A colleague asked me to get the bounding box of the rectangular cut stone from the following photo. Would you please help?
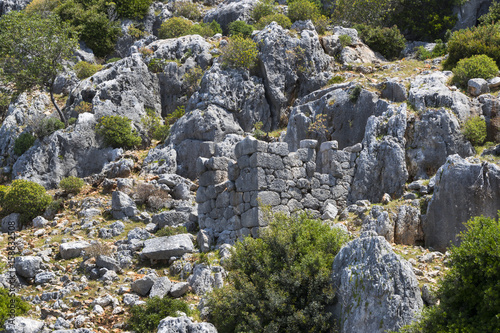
[241,207,260,228]
[235,167,267,192]
[249,152,284,169]
[199,170,227,186]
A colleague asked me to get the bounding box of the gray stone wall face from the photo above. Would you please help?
[196,137,358,243]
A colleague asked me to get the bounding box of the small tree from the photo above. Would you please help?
[220,36,259,69]
[0,11,78,124]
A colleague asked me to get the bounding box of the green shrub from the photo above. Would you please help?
[68,117,77,125]
[444,23,500,70]
[74,61,103,79]
[255,13,292,30]
[479,0,500,25]
[156,225,187,237]
[173,1,200,20]
[339,34,352,47]
[415,39,447,60]
[349,84,362,103]
[127,296,191,332]
[95,115,142,149]
[333,0,393,27]
[158,17,193,39]
[462,115,487,146]
[328,75,345,84]
[354,24,406,60]
[207,211,349,333]
[251,0,277,22]
[33,117,65,139]
[55,0,121,58]
[0,287,30,327]
[188,21,222,37]
[220,36,259,69]
[183,65,204,96]
[228,20,254,37]
[313,14,330,35]
[114,0,153,19]
[59,176,85,194]
[166,105,186,125]
[401,214,500,333]
[287,0,320,23]
[452,54,499,88]
[140,108,170,143]
[13,132,36,156]
[106,57,121,64]
[1,179,52,224]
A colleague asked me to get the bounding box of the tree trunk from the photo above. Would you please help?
[49,81,67,125]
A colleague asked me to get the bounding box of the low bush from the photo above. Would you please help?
[13,132,36,156]
[0,179,52,224]
[349,84,362,103]
[128,24,148,39]
[354,24,406,60]
[183,65,204,96]
[114,0,153,19]
[166,105,186,125]
[287,0,320,23]
[415,39,447,60]
[0,287,30,327]
[444,23,500,70]
[95,115,142,149]
[156,225,187,237]
[173,1,200,20]
[479,0,500,25]
[189,21,222,37]
[140,108,170,143]
[74,61,103,79]
[220,36,259,69]
[33,117,65,138]
[255,13,291,30]
[228,20,254,37]
[207,211,349,332]
[127,296,191,332]
[106,57,121,64]
[451,54,499,88]
[158,17,193,39]
[339,34,352,47]
[400,214,500,332]
[59,176,85,194]
[84,241,112,258]
[462,115,487,146]
[251,0,277,22]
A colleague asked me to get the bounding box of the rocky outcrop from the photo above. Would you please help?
[203,0,256,33]
[285,84,389,152]
[3,317,45,333]
[157,315,218,333]
[187,264,225,295]
[0,0,30,16]
[408,71,471,122]
[349,104,408,203]
[255,22,333,127]
[425,155,500,251]
[452,0,492,31]
[405,108,474,179]
[331,232,423,333]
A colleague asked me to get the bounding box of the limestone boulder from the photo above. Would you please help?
[141,234,194,260]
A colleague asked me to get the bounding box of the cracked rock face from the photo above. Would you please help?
[331,232,423,333]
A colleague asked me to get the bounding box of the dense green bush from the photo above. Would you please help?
[207,212,350,332]
[34,117,65,138]
[173,1,201,20]
[444,23,500,70]
[74,61,103,79]
[156,225,187,237]
[0,287,30,327]
[287,0,320,23]
[255,13,292,30]
[333,0,392,26]
[462,115,487,146]
[13,133,36,156]
[479,0,500,25]
[251,0,277,22]
[401,214,500,333]
[55,0,121,57]
[415,39,447,60]
[220,36,259,69]
[114,0,153,19]
[451,54,499,88]
[166,105,186,125]
[158,17,193,39]
[189,21,222,37]
[127,296,191,332]
[228,20,254,37]
[354,24,406,60]
[1,179,52,224]
[95,115,142,149]
[140,108,170,143]
[59,176,85,194]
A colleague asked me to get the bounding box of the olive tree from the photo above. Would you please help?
[0,11,78,124]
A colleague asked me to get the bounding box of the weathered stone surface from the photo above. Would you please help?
[425,155,500,251]
[452,0,493,31]
[32,216,48,229]
[1,213,20,233]
[157,315,218,333]
[169,282,190,298]
[152,211,190,228]
[408,71,471,122]
[349,104,408,203]
[141,234,194,260]
[187,264,225,295]
[3,317,45,333]
[95,256,121,272]
[380,79,407,102]
[203,0,256,33]
[34,271,55,285]
[131,274,156,296]
[361,206,394,242]
[112,191,138,220]
[331,232,423,333]
[14,256,41,279]
[60,241,90,260]
[149,276,171,298]
[395,205,423,245]
[468,78,490,96]
[405,108,474,179]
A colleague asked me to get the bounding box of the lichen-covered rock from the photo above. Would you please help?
[452,0,493,31]
[3,316,44,333]
[425,155,500,251]
[0,0,30,16]
[394,205,423,245]
[349,104,408,203]
[59,241,90,260]
[141,234,194,260]
[203,0,256,33]
[157,315,217,333]
[111,191,138,220]
[187,264,225,295]
[14,256,41,279]
[405,108,474,179]
[331,232,423,333]
[361,206,394,242]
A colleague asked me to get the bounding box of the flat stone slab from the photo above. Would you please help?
[141,234,194,260]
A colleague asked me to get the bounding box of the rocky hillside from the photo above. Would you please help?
[0,0,500,332]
